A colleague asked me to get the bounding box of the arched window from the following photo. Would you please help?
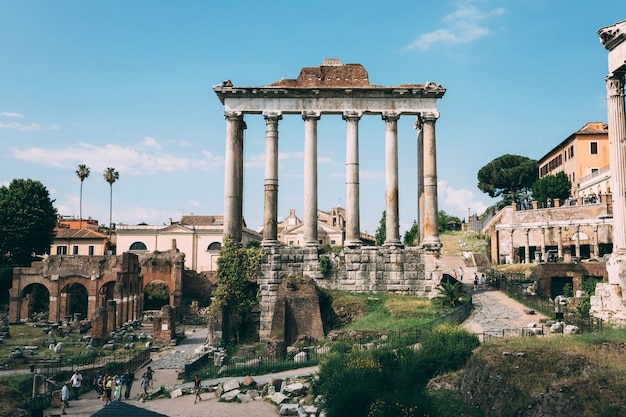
[207,242,222,251]
[129,241,148,251]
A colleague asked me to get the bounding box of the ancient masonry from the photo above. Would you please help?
[591,19,626,324]
[214,59,446,340]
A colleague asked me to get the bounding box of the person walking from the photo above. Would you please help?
[69,370,82,401]
[123,369,134,400]
[139,373,149,403]
[146,366,155,389]
[193,375,202,404]
[104,376,113,405]
[61,382,70,415]
[458,267,464,282]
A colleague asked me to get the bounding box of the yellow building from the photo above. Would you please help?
[537,122,610,198]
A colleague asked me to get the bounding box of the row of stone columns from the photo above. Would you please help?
[224,110,442,249]
[507,225,601,263]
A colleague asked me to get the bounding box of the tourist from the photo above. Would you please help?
[481,273,487,290]
[146,366,155,389]
[113,376,123,401]
[193,375,202,404]
[61,382,70,415]
[104,375,113,405]
[139,373,149,403]
[69,370,82,401]
[123,369,134,400]
[473,273,479,291]
[458,267,464,281]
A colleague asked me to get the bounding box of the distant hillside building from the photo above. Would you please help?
[115,215,261,273]
[52,216,110,256]
[537,122,610,198]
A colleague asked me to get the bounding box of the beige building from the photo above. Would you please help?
[537,122,610,198]
[274,207,375,247]
[51,217,110,256]
[115,215,261,273]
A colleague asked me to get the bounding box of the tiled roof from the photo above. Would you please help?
[54,228,108,239]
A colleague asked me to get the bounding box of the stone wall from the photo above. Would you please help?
[530,263,608,297]
[258,245,442,340]
[139,250,185,308]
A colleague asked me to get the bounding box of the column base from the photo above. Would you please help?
[383,240,403,248]
[421,237,442,251]
[261,240,281,247]
[344,239,362,248]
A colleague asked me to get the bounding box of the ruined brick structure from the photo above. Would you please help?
[9,253,142,327]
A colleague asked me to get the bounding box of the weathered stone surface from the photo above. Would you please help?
[222,379,240,393]
[269,392,289,404]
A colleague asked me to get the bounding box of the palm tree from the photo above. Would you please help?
[103,167,119,236]
[75,164,90,229]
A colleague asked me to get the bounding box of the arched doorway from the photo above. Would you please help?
[143,281,170,311]
[20,284,50,321]
[99,281,116,307]
[61,283,88,321]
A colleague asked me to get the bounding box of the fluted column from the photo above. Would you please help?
[223,111,244,243]
[415,117,425,245]
[303,111,321,247]
[344,111,362,247]
[262,112,282,246]
[382,112,401,246]
[606,74,626,252]
[421,112,442,249]
[509,229,514,263]
[524,229,530,263]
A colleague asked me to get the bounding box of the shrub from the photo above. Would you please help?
[417,324,480,375]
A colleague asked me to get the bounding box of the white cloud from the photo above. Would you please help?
[143,136,161,149]
[407,3,505,50]
[11,142,224,173]
[438,179,489,219]
[0,121,42,131]
[1,112,24,118]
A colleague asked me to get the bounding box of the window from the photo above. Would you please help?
[72,245,79,255]
[590,141,598,154]
[207,242,222,251]
[129,241,148,251]
[57,246,67,255]
[88,245,95,256]
[289,241,294,246]
[570,145,574,158]
[330,240,336,245]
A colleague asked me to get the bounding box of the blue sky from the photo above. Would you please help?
[1,1,623,236]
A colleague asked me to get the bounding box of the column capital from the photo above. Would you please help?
[263,111,283,122]
[381,111,400,122]
[420,111,440,123]
[302,111,321,121]
[224,111,243,121]
[342,111,362,121]
[607,73,625,96]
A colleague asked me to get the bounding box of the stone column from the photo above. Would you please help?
[524,229,530,263]
[415,117,425,244]
[509,229,514,263]
[557,227,563,259]
[593,225,600,258]
[303,111,320,247]
[223,111,244,243]
[382,112,401,246]
[421,112,442,249]
[541,227,547,261]
[262,112,282,246]
[606,74,626,252]
[344,111,362,247]
[575,225,581,258]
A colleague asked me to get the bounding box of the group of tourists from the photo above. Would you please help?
[94,368,134,405]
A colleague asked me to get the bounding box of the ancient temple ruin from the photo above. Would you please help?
[214,59,447,340]
[591,19,626,324]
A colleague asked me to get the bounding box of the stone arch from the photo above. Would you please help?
[143,280,170,311]
[207,242,222,251]
[60,282,89,321]
[130,241,148,251]
[20,283,50,320]
[99,281,116,307]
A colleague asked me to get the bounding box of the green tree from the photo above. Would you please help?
[403,220,418,246]
[76,164,90,229]
[103,167,119,236]
[531,171,571,204]
[436,281,467,307]
[211,236,261,316]
[0,179,58,299]
[477,154,538,203]
[438,211,462,233]
[375,211,386,246]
